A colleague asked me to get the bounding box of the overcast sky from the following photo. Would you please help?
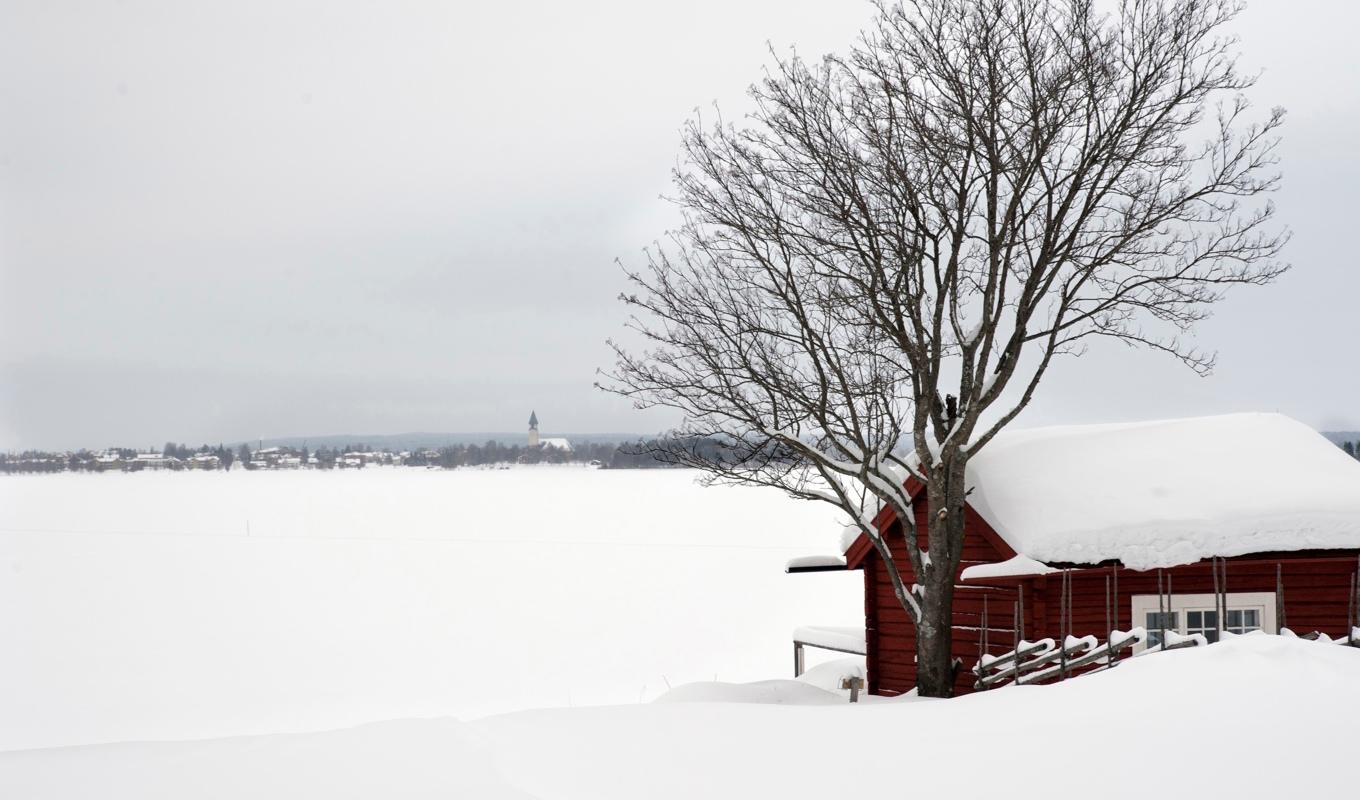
[2,1,1358,450]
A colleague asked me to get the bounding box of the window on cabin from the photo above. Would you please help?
[1185,610,1218,643]
[1131,592,1274,652]
[1144,611,1179,648]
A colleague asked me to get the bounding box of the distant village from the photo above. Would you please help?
[6,419,1359,476]
[0,412,680,475]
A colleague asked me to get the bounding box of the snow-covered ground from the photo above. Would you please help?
[2,635,1356,799]
[0,466,860,751]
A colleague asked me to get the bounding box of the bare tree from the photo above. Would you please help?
[602,0,1287,697]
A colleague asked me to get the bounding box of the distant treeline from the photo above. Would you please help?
[1340,440,1360,460]
[0,437,727,474]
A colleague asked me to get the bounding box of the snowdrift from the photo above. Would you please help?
[3,634,1356,799]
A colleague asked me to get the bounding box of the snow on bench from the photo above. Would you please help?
[792,626,866,654]
[791,626,866,677]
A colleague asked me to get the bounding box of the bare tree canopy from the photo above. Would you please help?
[603,0,1286,697]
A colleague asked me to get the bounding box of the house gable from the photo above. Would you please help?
[844,476,1016,571]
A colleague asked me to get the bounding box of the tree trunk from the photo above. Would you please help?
[914,590,956,697]
[914,458,969,698]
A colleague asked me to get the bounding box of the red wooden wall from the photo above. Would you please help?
[863,506,1360,697]
[864,501,1016,697]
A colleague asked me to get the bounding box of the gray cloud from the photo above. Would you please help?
[2,1,1357,449]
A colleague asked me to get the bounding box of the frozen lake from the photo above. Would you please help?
[0,466,861,750]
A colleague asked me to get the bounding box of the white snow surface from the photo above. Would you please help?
[784,553,846,570]
[792,625,866,653]
[654,656,870,705]
[959,554,1058,581]
[838,522,863,552]
[652,679,844,705]
[0,467,862,751]
[957,413,1360,569]
[3,635,1357,799]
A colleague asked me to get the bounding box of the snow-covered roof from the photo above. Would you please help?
[959,555,1058,581]
[785,554,847,571]
[538,437,572,451]
[951,413,1360,570]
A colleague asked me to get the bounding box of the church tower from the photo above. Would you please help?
[528,410,540,447]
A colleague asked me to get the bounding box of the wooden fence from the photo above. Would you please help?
[973,560,1360,691]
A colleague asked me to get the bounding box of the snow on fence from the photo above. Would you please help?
[974,559,1360,692]
[974,629,1151,690]
[1281,627,1360,645]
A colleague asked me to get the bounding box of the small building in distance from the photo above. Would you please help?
[187,453,220,470]
[93,451,125,471]
[527,411,571,452]
[130,453,182,471]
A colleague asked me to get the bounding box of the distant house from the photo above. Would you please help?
[790,413,1360,696]
[337,451,390,468]
[187,453,220,470]
[131,453,182,470]
[246,446,316,469]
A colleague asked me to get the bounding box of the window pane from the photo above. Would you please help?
[1144,611,1178,646]
[1227,609,1242,628]
[1145,611,1178,629]
[1184,609,1219,644]
[1243,610,1259,629]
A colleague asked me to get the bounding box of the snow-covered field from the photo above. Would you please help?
[6,467,1357,799]
[3,635,1357,798]
[0,466,860,751]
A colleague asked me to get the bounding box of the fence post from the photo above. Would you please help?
[1276,563,1286,634]
[1219,558,1228,638]
[1157,570,1166,650]
[1104,573,1112,667]
[1348,572,1356,647]
[793,641,805,677]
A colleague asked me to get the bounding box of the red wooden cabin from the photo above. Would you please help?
[791,413,1360,696]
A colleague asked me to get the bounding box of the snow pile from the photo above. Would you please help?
[652,679,845,705]
[792,657,867,694]
[960,413,1360,569]
[959,554,1058,581]
[5,635,1356,799]
[654,657,869,705]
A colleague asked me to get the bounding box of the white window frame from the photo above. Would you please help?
[1129,592,1277,652]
